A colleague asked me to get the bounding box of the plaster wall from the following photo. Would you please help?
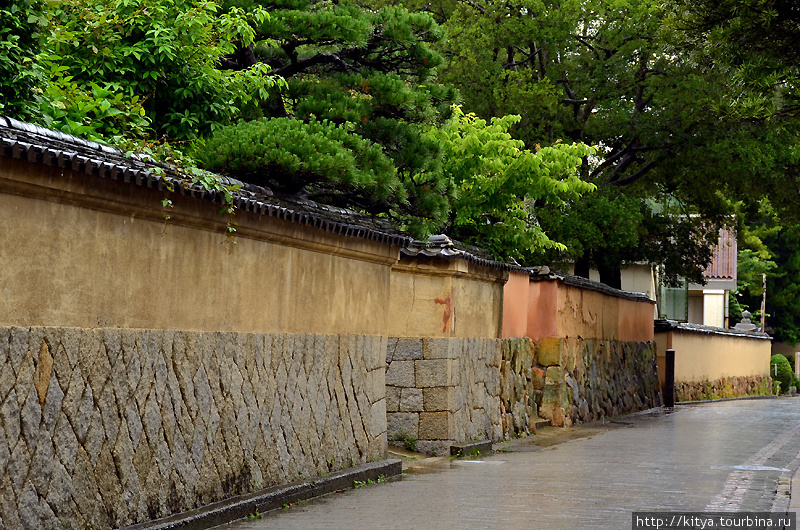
[703,292,726,329]
[0,159,397,335]
[387,257,505,339]
[501,271,529,338]
[620,263,656,300]
[507,277,654,342]
[688,294,704,325]
[556,284,654,343]
[524,280,558,340]
[654,330,771,388]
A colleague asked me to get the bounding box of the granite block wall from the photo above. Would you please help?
[0,327,386,529]
[385,337,503,455]
[387,336,663,454]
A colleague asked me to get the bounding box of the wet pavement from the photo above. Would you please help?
[226,398,800,529]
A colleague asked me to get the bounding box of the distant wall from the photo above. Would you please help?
[654,323,772,401]
[504,275,655,343]
[386,334,662,455]
[500,337,661,430]
[494,273,661,438]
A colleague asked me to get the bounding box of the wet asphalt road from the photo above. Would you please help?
[227,398,800,529]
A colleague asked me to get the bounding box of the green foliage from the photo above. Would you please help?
[35,78,151,141]
[771,354,793,393]
[424,0,739,278]
[40,0,282,140]
[205,0,463,235]
[0,0,46,119]
[764,225,800,345]
[428,107,595,260]
[366,0,800,280]
[199,118,405,211]
[733,203,800,344]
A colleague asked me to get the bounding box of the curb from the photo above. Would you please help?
[772,450,800,513]
[450,440,492,457]
[125,459,402,530]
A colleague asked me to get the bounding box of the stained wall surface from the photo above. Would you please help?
[387,257,506,339]
[1,158,398,335]
[503,276,655,342]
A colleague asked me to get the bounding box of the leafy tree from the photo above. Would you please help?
[0,0,45,120]
[203,0,462,234]
[366,0,800,282]
[38,0,281,140]
[670,0,800,74]
[732,202,800,344]
[666,0,800,228]
[427,107,595,260]
[763,225,800,345]
[413,0,739,279]
[7,0,595,250]
[199,117,405,213]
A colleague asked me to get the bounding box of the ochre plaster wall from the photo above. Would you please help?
[1,159,398,335]
[654,330,771,388]
[387,257,505,339]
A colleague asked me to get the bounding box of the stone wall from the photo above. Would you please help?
[562,338,662,423]
[386,335,662,454]
[0,327,386,529]
[675,375,772,402]
[501,337,661,431]
[385,338,503,455]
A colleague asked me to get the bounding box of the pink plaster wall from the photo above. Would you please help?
[525,280,558,340]
[502,276,654,342]
[501,271,530,337]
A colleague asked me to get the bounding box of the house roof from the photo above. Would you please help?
[705,227,737,281]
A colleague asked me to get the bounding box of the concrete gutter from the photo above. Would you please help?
[125,459,402,530]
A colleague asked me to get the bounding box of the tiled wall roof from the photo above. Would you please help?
[1,116,516,271]
[0,116,413,247]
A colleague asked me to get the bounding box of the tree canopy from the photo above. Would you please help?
[372,0,800,283]
[4,0,595,247]
[8,0,800,298]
